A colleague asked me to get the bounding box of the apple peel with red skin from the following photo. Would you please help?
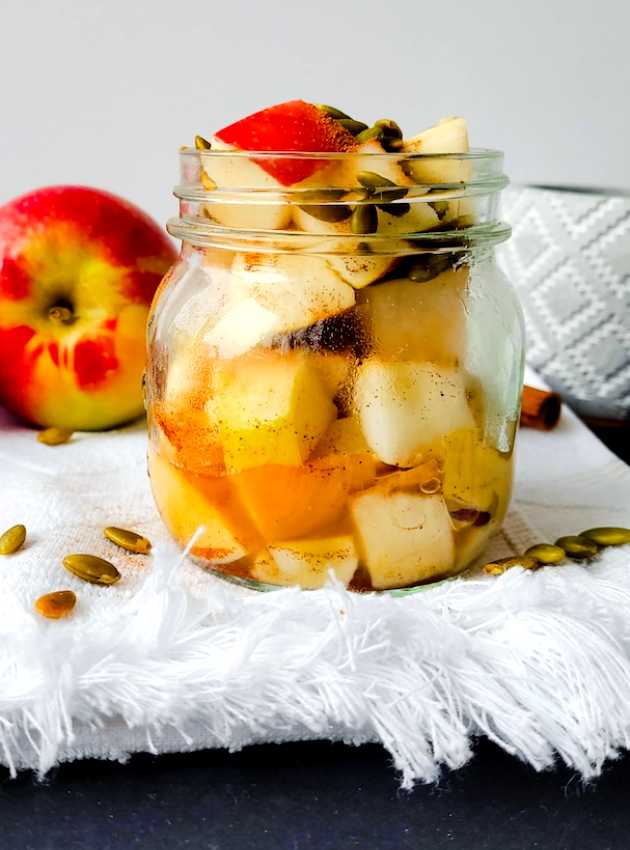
[214,100,357,186]
[0,185,177,430]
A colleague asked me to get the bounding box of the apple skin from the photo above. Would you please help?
[0,186,177,430]
[215,100,356,185]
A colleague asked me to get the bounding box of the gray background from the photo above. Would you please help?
[1,0,629,227]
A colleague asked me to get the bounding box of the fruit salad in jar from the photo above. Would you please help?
[146,100,523,591]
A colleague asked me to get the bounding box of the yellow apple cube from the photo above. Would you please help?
[211,352,337,473]
[359,267,468,365]
[350,490,455,589]
[255,534,359,588]
[148,450,254,563]
[441,428,513,512]
[353,359,475,467]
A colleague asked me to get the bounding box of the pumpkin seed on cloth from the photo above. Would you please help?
[104,526,152,555]
[0,524,26,555]
[35,591,77,620]
[580,527,630,547]
[525,543,566,565]
[554,536,599,559]
[37,427,73,446]
[483,556,539,575]
[63,554,121,585]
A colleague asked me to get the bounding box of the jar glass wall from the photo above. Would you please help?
[146,148,524,591]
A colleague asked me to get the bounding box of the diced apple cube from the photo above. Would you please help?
[211,351,337,473]
[353,360,475,466]
[256,534,359,588]
[325,254,398,289]
[229,252,355,337]
[350,490,455,589]
[148,450,255,563]
[201,140,292,231]
[402,117,471,185]
[313,416,371,456]
[441,428,513,512]
[308,351,353,397]
[358,267,468,365]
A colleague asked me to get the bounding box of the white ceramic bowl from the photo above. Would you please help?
[501,185,630,421]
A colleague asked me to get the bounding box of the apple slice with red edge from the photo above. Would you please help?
[213,100,357,186]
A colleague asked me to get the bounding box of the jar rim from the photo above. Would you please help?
[181,145,504,162]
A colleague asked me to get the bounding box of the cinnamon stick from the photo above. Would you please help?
[520,385,562,431]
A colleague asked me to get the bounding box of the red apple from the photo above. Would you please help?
[0,186,177,430]
[214,100,357,185]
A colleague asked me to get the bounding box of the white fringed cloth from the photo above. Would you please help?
[2,372,630,787]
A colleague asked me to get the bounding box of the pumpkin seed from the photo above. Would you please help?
[200,171,217,191]
[356,171,408,203]
[35,590,76,620]
[297,203,352,222]
[0,524,26,555]
[316,104,351,120]
[338,118,369,136]
[104,526,152,554]
[194,134,212,150]
[355,126,384,144]
[429,201,450,220]
[378,202,411,217]
[554,535,599,559]
[579,527,630,547]
[63,553,121,585]
[407,253,452,282]
[484,563,506,576]
[525,543,566,565]
[483,555,539,575]
[374,119,403,139]
[37,426,73,446]
[384,137,404,151]
[350,204,378,234]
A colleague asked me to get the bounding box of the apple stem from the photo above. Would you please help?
[48,305,75,325]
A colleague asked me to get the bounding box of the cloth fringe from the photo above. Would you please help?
[3,543,630,788]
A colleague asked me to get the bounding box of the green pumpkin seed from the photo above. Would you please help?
[383,137,404,152]
[0,524,26,555]
[63,553,121,585]
[554,535,599,559]
[337,118,369,136]
[355,126,384,144]
[297,203,352,223]
[429,201,450,220]
[483,555,539,575]
[351,204,378,234]
[407,254,452,282]
[104,526,152,554]
[525,543,566,565]
[374,119,403,139]
[378,202,411,217]
[356,171,408,203]
[194,134,212,150]
[316,104,351,120]
[200,171,217,191]
[37,427,73,446]
[579,527,630,547]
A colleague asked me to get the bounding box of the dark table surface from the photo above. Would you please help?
[3,422,629,850]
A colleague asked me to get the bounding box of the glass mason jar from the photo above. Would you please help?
[146,145,524,591]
